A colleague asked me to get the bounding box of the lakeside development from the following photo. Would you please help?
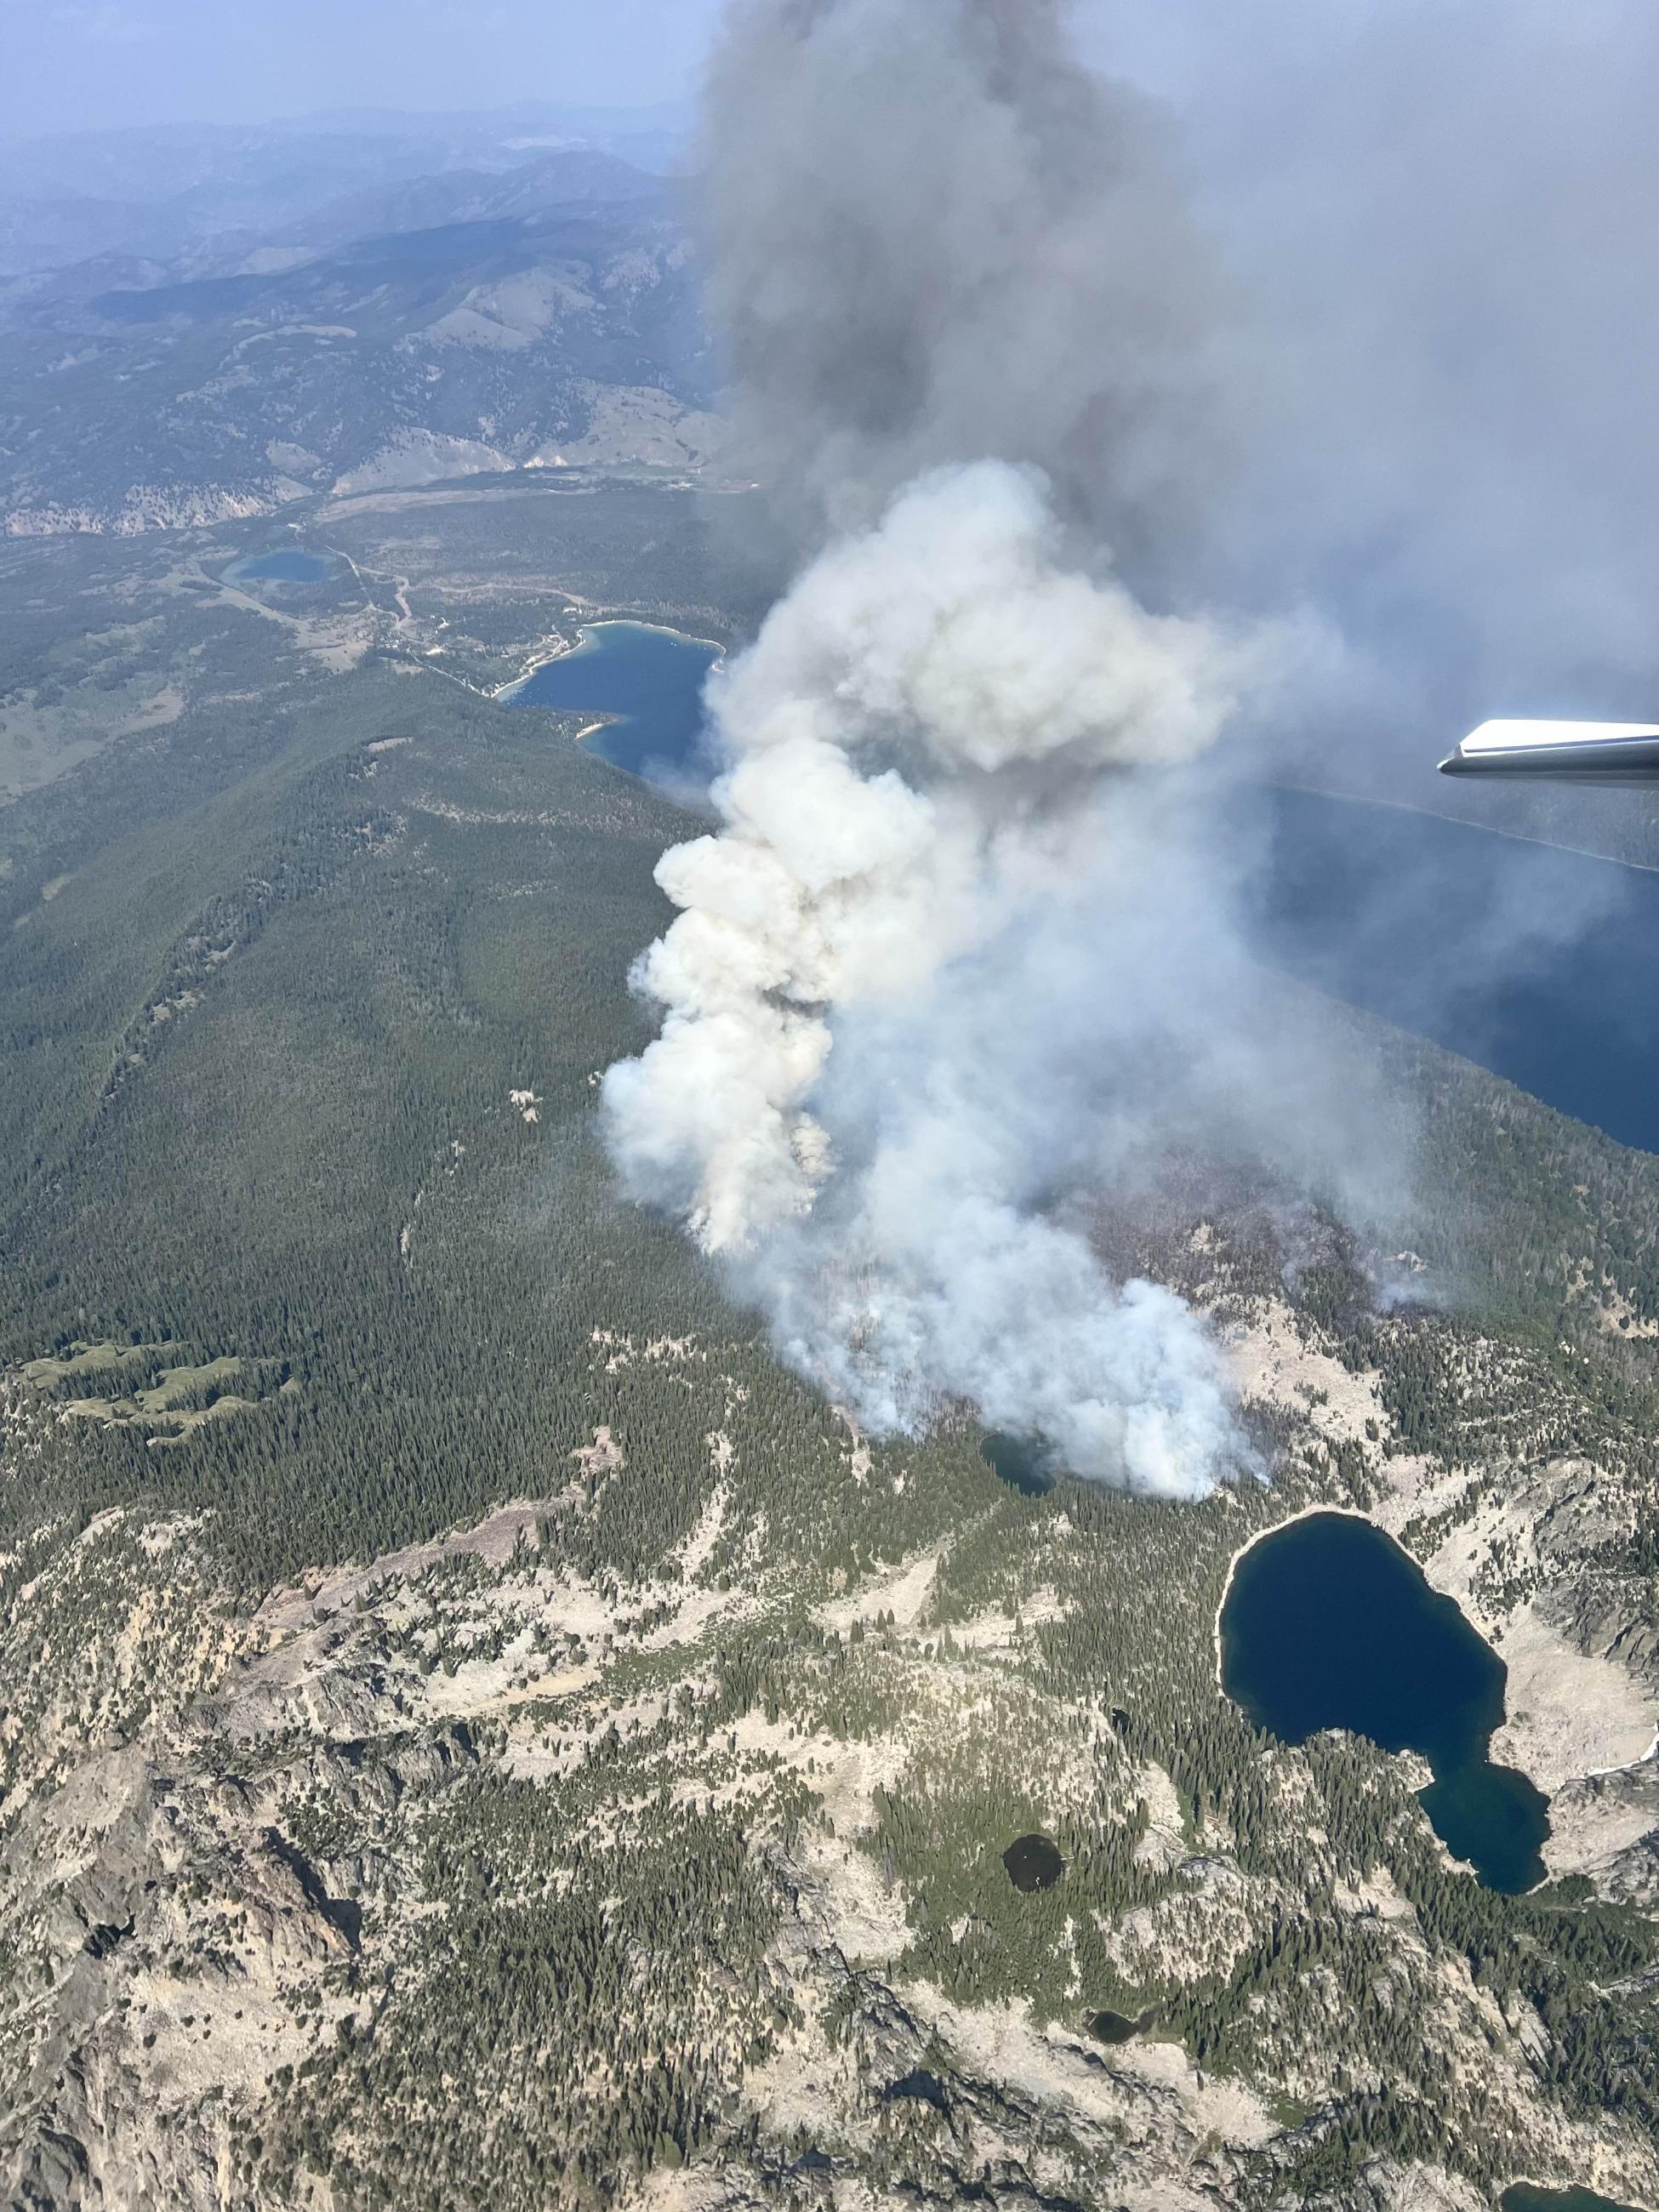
[501,619,723,781]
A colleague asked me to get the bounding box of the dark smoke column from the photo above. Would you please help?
[698,0,1230,566]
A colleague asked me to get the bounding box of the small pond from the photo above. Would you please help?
[1219,1511,1549,1892]
[225,548,339,585]
[1002,1833,1064,1893]
[1085,2008,1155,2046]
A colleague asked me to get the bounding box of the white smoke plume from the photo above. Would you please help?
[602,0,1385,1497]
[604,456,1286,1495]
[607,465,1256,1248]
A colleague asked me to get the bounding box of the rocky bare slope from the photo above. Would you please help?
[5,1280,1657,2212]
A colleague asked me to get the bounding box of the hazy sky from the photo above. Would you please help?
[0,0,729,142]
[0,0,1206,149]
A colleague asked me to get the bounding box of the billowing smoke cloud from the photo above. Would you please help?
[602,0,1399,1497]
[606,465,1260,1251]
[604,461,1274,1494]
[698,0,1236,573]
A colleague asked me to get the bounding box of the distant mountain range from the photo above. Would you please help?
[0,105,688,274]
[0,115,722,535]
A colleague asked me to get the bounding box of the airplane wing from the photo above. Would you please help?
[1440,718,1659,784]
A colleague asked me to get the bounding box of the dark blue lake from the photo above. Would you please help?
[507,622,721,780]
[1220,1512,1549,1891]
[1251,785,1659,1155]
[225,548,337,584]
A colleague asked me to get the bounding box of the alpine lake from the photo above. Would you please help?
[1218,1512,1549,1893]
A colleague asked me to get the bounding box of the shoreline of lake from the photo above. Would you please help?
[1502,2182,1655,2212]
[495,616,728,705]
[1217,1505,1550,1891]
[1211,1500,1377,1688]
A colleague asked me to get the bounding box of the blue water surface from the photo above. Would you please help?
[225,548,337,584]
[1220,1512,1550,1891]
[508,621,720,781]
[1251,785,1659,1154]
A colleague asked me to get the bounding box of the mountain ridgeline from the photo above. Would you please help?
[0,131,718,536]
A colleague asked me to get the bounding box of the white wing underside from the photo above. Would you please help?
[1440,718,1659,783]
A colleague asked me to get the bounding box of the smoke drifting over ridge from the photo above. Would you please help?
[601,0,1384,1497]
[602,463,1270,1496]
